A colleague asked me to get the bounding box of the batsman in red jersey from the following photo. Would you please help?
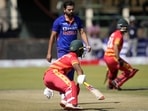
[43,40,86,110]
[104,18,139,90]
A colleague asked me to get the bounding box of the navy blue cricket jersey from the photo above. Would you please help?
[52,15,83,57]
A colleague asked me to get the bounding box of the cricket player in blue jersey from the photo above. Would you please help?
[44,0,91,108]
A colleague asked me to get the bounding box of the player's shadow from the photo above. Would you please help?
[53,102,119,111]
[121,87,148,91]
[81,107,115,111]
[79,101,120,105]
[53,107,115,111]
[78,101,119,111]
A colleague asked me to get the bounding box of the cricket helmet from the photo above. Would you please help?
[70,40,84,57]
[117,18,128,32]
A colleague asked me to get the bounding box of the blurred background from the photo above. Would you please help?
[0,0,148,61]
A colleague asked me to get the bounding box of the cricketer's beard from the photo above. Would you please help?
[65,12,74,18]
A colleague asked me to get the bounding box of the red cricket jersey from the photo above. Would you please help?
[49,52,79,75]
[105,30,123,57]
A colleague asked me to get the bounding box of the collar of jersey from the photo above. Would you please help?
[64,15,74,24]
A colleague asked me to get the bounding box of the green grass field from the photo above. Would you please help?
[0,65,148,111]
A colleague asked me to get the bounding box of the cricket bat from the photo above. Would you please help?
[83,82,105,100]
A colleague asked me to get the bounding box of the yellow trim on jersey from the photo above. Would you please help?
[105,53,116,56]
[106,49,114,53]
[53,69,71,87]
[105,48,115,56]
[50,61,70,69]
[72,61,79,65]
[114,38,120,45]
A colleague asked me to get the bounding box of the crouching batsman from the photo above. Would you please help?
[43,40,86,110]
[104,18,139,90]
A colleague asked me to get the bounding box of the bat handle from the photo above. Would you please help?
[83,82,89,86]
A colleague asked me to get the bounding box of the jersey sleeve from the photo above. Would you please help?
[52,18,60,33]
[114,37,121,46]
[70,55,79,65]
[114,32,122,46]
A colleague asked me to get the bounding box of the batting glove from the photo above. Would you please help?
[77,75,86,84]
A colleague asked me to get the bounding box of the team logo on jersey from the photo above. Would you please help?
[62,26,77,31]
[62,22,68,25]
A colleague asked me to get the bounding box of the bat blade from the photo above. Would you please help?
[90,88,105,100]
[84,82,105,100]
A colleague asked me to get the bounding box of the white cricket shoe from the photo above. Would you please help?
[64,103,83,110]
[43,87,54,99]
[59,99,67,108]
[59,94,67,108]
